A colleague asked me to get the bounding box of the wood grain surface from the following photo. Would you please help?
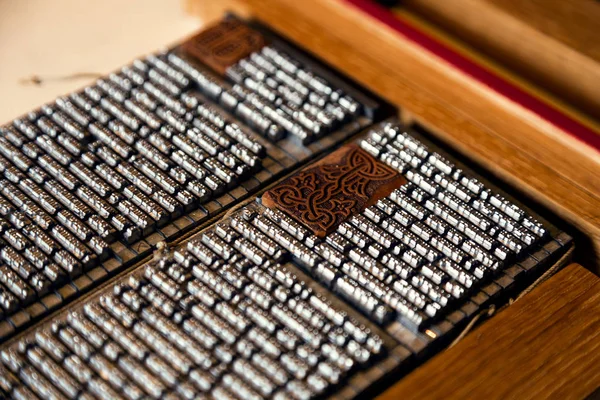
[378,263,600,399]
[403,0,600,118]
[187,0,600,269]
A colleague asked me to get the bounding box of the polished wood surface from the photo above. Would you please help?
[187,0,600,268]
[378,263,600,399]
[403,0,600,118]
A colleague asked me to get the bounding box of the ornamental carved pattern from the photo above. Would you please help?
[183,19,266,75]
[262,144,406,237]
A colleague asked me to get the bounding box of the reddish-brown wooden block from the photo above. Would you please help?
[262,144,407,237]
[182,18,266,75]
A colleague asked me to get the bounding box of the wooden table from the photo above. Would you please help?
[379,263,600,399]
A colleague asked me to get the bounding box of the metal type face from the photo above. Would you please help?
[0,17,381,343]
[0,214,389,399]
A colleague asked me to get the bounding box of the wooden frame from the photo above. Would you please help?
[186,0,600,270]
[185,1,600,397]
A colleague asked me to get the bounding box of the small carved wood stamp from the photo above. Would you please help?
[262,144,407,237]
[182,19,266,75]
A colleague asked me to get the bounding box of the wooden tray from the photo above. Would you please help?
[181,4,600,398]
[186,0,600,271]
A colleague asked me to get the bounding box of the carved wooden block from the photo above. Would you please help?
[182,18,266,75]
[262,144,407,237]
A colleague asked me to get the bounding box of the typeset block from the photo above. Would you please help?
[0,221,393,400]
[255,121,571,330]
[0,16,574,400]
[0,18,381,342]
[0,129,572,398]
[0,119,573,399]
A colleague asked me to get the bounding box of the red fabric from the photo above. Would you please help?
[344,0,600,152]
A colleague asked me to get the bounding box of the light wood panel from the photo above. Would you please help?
[187,0,600,268]
[378,263,600,399]
[404,0,600,117]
